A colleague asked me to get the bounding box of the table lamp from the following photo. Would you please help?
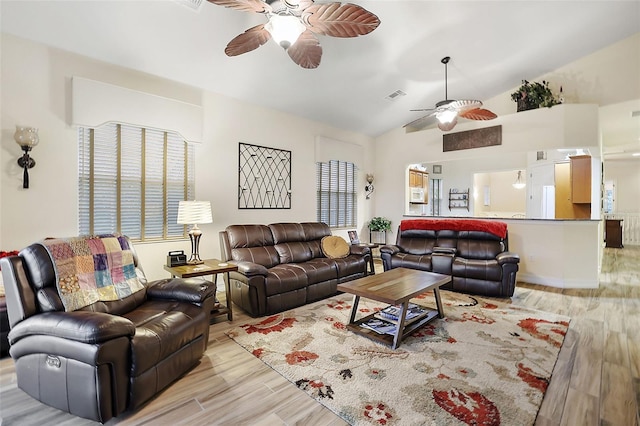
[177,200,213,264]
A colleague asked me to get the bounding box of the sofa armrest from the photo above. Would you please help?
[432,251,454,275]
[379,245,400,255]
[349,245,370,256]
[8,311,135,345]
[147,278,216,304]
[496,252,520,265]
[235,261,269,277]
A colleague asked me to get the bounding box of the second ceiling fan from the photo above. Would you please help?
[405,56,497,132]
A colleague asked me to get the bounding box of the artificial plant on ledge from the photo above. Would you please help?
[510,79,563,112]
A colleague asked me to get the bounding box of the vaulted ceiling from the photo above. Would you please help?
[1,0,639,156]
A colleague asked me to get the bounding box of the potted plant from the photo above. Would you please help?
[368,217,391,244]
[510,80,562,112]
[368,217,391,232]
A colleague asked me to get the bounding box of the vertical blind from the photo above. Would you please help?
[316,160,358,228]
[78,123,194,241]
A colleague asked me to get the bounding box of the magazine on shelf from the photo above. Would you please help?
[374,303,428,325]
[360,318,397,335]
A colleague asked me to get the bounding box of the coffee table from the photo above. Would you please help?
[337,268,451,349]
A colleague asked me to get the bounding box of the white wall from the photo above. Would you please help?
[605,160,640,214]
[0,34,374,280]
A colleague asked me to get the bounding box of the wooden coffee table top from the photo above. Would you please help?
[337,267,451,305]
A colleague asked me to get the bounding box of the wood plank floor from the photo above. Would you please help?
[0,246,638,425]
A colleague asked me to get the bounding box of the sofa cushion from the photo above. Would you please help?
[269,223,306,244]
[226,224,275,248]
[333,255,367,278]
[290,258,338,284]
[455,231,505,260]
[275,242,313,264]
[387,253,432,271]
[264,265,309,296]
[301,222,332,241]
[124,299,208,377]
[453,258,502,281]
[321,236,350,259]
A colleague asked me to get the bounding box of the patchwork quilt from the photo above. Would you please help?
[41,234,144,311]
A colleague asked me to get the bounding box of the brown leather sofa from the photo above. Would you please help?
[380,219,520,297]
[219,222,369,317]
[0,236,216,423]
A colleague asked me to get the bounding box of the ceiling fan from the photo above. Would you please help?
[404,56,497,132]
[207,0,380,69]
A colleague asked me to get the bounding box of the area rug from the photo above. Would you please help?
[226,291,570,425]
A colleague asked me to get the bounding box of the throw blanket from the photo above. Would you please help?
[41,234,144,311]
[400,219,508,239]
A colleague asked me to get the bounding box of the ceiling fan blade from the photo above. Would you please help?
[448,99,483,112]
[207,0,270,13]
[287,30,322,69]
[302,3,380,37]
[437,116,458,131]
[459,108,498,121]
[404,114,438,133]
[224,24,271,57]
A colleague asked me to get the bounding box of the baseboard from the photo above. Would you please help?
[517,272,599,289]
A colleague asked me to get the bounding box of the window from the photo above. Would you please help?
[79,123,195,241]
[316,160,358,228]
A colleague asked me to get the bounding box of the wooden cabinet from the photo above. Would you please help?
[605,219,623,248]
[408,169,429,204]
[449,189,469,211]
[555,162,590,219]
[570,155,591,203]
[409,169,427,188]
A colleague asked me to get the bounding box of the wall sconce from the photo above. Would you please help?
[512,170,526,189]
[14,126,39,189]
[365,174,375,199]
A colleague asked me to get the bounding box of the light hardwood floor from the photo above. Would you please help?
[0,247,638,425]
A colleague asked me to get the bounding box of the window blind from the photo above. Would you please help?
[316,160,357,228]
[78,123,194,241]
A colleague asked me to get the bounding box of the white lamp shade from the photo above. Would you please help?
[177,201,212,225]
[265,14,306,48]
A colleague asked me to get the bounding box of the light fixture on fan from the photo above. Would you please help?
[207,0,380,69]
[512,171,526,189]
[264,13,306,49]
[404,56,497,132]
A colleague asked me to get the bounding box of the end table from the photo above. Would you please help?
[164,259,238,321]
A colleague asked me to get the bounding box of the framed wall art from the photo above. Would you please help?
[238,143,291,209]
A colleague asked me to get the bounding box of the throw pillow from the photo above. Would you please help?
[321,235,350,259]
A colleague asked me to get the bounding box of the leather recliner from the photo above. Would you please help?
[0,237,216,423]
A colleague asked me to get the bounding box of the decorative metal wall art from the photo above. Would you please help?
[443,125,502,152]
[238,143,291,209]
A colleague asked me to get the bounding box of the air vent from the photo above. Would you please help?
[174,0,203,11]
[385,90,406,101]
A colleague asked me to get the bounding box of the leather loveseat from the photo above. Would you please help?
[0,235,216,423]
[219,222,369,317]
[380,219,520,297]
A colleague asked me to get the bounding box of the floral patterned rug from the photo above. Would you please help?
[226,291,570,425]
